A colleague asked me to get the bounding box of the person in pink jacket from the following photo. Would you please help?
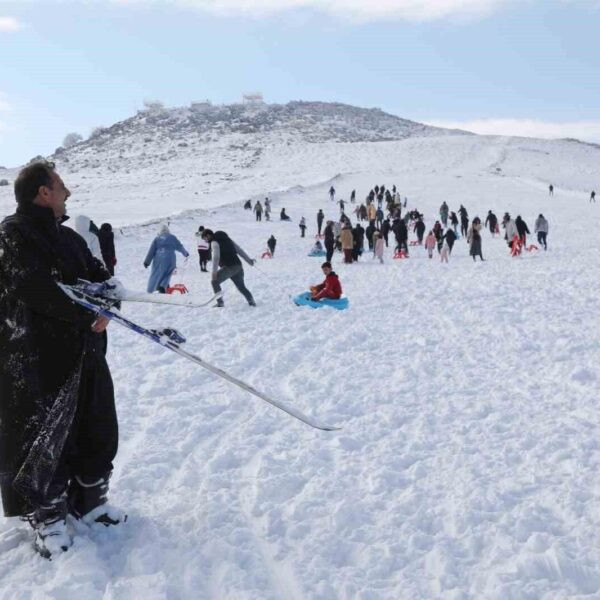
[424,231,436,258]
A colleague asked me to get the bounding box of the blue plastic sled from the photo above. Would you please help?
[293,292,349,310]
[308,250,327,257]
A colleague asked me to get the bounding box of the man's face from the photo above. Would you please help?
[322,266,331,276]
[35,171,70,218]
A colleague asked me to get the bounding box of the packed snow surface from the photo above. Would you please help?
[1,132,600,599]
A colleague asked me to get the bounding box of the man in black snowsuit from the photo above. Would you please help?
[442,228,457,254]
[352,224,364,261]
[458,205,469,238]
[515,216,530,247]
[202,229,256,307]
[413,217,426,244]
[267,235,277,256]
[365,222,375,251]
[324,221,335,263]
[484,211,498,236]
[98,222,116,275]
[0,162,123,559]
[316,209,324,235]
[381,218,391,247]
[396,219,409,254]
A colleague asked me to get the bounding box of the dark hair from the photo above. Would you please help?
[14,161,56,205]
[321,261,332,269]
[202,228,214,238]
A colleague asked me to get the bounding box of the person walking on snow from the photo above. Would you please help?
[267,234,277,256]
[534,214,548,250]
[340,223,354,264]
[413,217,426,245]
[458,205,469,238]
[449,211,459,234]
[515,215,530,248]
[373,231,384,263]
[439,202,449,227]
[350,189,356,203]
[299,216,307,238]
[424,231,436,259]
[316,209,324,235]
[74,214,103,261]
[468,217,484,261]
[324,221,335,263]
[338,198,345,215]
[0,161,125,560]
[504,215,519,249]
[254,200,263,222]
[196,225,211,272]
[485,210,498,237]
[591,190,596,203]
[329,186,335,202]
[442,228,457,254]
[98,222,117,275]
[144,224,189,293]
[201,229,256,307]
[549,184,554,196]
[310,262,342,301]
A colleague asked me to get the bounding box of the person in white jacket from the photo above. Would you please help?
[504,216,519,249]
[74,214,103,261]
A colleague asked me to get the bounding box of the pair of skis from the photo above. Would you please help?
[59,282,340,432]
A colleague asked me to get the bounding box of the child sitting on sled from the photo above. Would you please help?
[311,262,342,301]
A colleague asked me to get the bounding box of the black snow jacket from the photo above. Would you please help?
[515,217,530,236]
[0,203,111,516]
[98,223,116,273]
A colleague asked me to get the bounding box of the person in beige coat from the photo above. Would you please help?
[340,225,354,263]
[367,203,377,226]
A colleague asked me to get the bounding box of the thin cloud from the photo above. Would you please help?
[0,17,21,32]
[426,118,600,143]
[112,0,510,21]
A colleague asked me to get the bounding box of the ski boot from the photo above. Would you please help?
[26,493,72,559]
[68,474,127,527]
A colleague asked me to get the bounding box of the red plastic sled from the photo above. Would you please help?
[261,250,273,259]
[167,284,188,295]
[394,250,409,259]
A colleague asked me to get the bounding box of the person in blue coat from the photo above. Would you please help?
[144,224,189,293]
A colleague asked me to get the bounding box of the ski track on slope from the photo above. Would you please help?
[1,135,600,599]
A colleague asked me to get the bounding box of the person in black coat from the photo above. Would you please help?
[0,162,123,556]
[98,222,116,275]
[458,205,469,238]
[413,217,426,245]
[396,219,409,254]
[352,224,364,261]
[365,222,376,250]
[280,208,291,221]
[324,221,335,262]
[316,209,324,235]
[515,216,530,247]
[381,218,391,247]
[267,234,276,256]
[484,211,498,236]
[442,228,457,254]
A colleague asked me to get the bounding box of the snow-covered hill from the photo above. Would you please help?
[1,103,600,598]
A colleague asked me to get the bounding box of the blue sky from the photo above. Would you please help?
[1,0,600,167]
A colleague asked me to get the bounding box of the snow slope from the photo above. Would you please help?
[1,128,600,599]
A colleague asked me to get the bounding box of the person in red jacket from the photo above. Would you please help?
[310,262,342,301]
